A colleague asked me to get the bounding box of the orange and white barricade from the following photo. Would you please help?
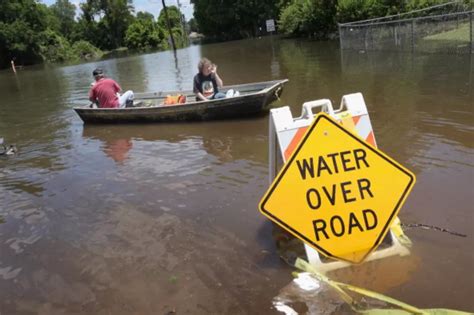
[268,93,410,272]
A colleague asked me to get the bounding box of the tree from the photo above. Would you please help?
[160,0,177,51]
[137,11,155,21]
[188,18,199,32]
[279,0,337,39]
[158,5,186,48]
[50,0,77,40]
[77,0,134,50]
[0,0,49,67]
[38,28,73,63]
[103,0,135,48]
[192,0,279,40]
[336,0,408,23]
[157,5,183,31]
[125,17,163,49]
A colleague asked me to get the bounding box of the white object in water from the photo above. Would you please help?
[226,89,235,97]
[225,89,240,98]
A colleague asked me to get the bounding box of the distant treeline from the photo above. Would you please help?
[0,0,188,69]
[192,0,471,39]
[1,0,470,69]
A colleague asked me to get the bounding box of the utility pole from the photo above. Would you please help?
[162,0,177,52]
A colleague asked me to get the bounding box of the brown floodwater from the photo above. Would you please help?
[0,37,472,314]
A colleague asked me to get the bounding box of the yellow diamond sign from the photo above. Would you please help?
[259,113,415,263]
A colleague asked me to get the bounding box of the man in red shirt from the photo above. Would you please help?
[89,68,134,108]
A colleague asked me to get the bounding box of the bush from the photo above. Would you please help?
[279,0,307,35]
[39,29,74,63]
[336,0,427,24]
[279,0,337,39]
[125,19,162,50]
[71,40,103,60]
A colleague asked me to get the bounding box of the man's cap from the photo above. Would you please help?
[92,68,104,76]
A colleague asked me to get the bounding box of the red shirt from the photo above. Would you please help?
[89,78,121,108]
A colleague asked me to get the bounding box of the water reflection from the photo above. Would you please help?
[81,119,268,165]
[103,138,133,164]
[339,50,473,173]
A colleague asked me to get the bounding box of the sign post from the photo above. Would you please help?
[260,112,415,264]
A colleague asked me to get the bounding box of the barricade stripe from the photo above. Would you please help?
[284,127,308,160]
[354,115,372,140]
[366,131,377,147]
[352,115,362,125]
[279,129,298,156]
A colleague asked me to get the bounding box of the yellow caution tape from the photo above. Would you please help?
[294,258,472,315]
[338,111,357,132]
[391,217,412,247]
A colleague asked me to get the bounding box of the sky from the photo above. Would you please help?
[40,0,195,21]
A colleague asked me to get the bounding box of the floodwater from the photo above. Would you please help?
[0,37,472,314]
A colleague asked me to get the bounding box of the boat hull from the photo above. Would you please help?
[73,80,287,124]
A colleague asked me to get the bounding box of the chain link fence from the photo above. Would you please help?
[339,2,473,54]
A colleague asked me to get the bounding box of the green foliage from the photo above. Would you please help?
[161,27,186,49]
[279,1,307,35]
[38,3,62,33]
[102,0,134,48]
[336,0,373,23]
[158,5,187,48]
[188,18,199,32]
[157,5,183,30]
[50,0,77,40]
[136,11,155,21]
[125,18,163,49]
[2,0,460,68]
[192,0,235,40]
[405,0,451,11]
[0,0,48,67]
[77,0,134,50]
[38,29,102,63]
[279,0,337,39]
[71,40,103,60]
[192,0,280,40]
[0,0,188,68]
[335,0,451,23]
[38,28,74,62]
[75,10,100,47]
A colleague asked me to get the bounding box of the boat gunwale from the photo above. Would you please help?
[73,79,288,112]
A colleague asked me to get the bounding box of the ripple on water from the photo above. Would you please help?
[0,266,22,280]
[122,138,211,179]
[407,113,474,171]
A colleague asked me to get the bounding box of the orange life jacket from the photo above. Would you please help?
[164,94,186,105]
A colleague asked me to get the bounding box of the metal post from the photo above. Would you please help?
[365,28,368,50]
[338,23,343,50]
[470,11,473,54]
[392,25,396,48]
[370,25,374,50]
[411,19,415,53]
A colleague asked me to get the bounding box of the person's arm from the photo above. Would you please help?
[89,86,96,102]
[211,64,223,87]
[114,80,122,93]
[196,92,208,101]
